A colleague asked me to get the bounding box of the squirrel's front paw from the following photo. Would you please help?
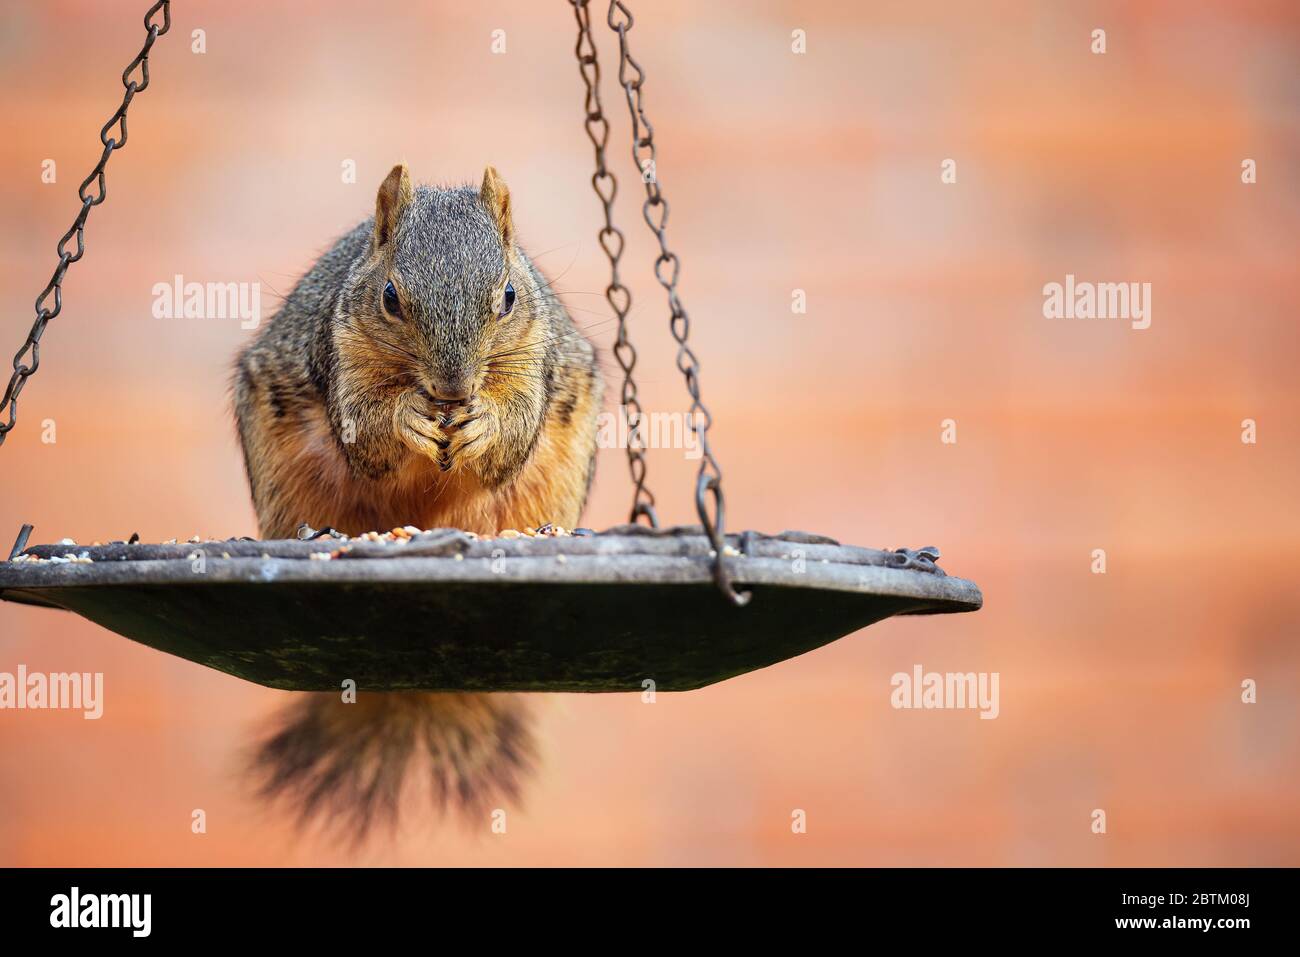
[393,391,448,461]
[436,398,493,473]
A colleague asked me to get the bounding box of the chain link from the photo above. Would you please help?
[605,1,748,604]
[571,0,748,604]
[570,0,658,528]
[0,1,172,448]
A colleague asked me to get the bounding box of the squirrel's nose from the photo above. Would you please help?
[423,380,470,406]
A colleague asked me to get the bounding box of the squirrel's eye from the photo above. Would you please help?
[499,281,515,318]
[382,280,402,319]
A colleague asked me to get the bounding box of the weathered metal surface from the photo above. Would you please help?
[0,526,982,693]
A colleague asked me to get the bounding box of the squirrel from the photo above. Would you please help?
[232,164,603,834]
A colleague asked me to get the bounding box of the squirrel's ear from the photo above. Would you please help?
[479,165,514,249]
[374,164,414,249]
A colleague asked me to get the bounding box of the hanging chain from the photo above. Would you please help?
[0,1,172,448]
[570,0,658,527]
[595,0,749,605]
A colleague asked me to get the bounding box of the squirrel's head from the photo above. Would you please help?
[336,163,545,408]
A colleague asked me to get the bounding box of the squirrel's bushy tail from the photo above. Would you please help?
[249,691,535,838]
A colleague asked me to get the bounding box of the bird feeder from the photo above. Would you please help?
[0,1,981,693]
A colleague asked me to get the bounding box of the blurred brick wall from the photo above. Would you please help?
[0,0,1296,864]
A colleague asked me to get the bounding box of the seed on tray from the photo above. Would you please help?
[49,553,93,564]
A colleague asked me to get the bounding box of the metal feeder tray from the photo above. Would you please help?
[0,525,982,693]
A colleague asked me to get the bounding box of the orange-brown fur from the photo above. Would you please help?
[234,164,600,539]
[241,381,597,540]
[232,165,602,836]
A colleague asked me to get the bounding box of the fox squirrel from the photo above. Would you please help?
[233,164,603,833]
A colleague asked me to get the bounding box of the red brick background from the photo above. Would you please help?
[0,0,1296,864]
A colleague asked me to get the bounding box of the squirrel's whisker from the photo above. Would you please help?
[484,321,617,361]
[521,240,581,263]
